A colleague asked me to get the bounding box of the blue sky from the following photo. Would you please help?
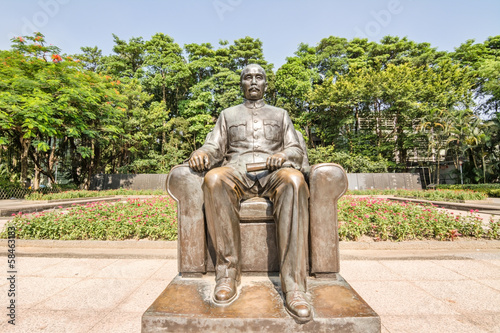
[1,0,499,68]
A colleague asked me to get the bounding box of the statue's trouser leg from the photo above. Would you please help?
[262,168,310,294]
[203,167,247,283]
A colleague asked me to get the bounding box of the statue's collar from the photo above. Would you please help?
[243,99,265,109]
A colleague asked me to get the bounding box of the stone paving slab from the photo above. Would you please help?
[0,258,178,333]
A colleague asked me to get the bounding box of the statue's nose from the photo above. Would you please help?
[251,76,257,84]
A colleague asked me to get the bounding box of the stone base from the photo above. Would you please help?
[142,274,380,332]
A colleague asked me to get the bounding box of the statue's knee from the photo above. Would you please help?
[281,169,307,189]
[203,169,224,190]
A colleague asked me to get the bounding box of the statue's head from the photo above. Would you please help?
[240,64,267,100]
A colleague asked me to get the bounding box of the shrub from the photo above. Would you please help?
[347,189,488,201]
[487,218,500,239]
[436,184,500,197]
[489,189,500,198]
[24,189,165,201]
[307,146,388,173]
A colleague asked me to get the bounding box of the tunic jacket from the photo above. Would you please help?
[197,100,304,187]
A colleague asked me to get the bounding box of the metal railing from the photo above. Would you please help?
[0,187,61,200]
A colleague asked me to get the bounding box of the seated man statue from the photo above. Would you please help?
[188,64,311,322]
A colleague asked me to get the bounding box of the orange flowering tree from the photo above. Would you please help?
[0,33,125,188]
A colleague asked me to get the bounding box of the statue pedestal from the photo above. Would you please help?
[142,274,380,332]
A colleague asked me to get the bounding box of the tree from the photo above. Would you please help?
[75,46,105,72]
[143,33,190,116]
[0,33,128,188]
[182,37,272,149]
[418,108,455,184]
[105,34,145,79]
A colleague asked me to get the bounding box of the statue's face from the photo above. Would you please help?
[241,66,267,100]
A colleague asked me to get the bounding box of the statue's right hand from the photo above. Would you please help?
[188,151,210,173]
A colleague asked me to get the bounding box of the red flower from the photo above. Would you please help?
[18,36,25,42]
[51,54,62,63]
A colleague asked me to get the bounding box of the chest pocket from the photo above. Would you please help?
[264,119,281,141]
[229,121,247,142]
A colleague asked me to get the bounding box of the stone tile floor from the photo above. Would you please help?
[0,253,498,332]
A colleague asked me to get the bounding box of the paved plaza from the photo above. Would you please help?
[0,242,499,333]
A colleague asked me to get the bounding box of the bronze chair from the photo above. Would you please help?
[166,132,348,278]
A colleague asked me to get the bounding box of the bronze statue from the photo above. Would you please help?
[188,64,312,322]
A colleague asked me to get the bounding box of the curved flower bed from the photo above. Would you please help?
[338,196,498,241]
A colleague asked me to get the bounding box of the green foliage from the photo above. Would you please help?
[0,177,24,199]
[2,196,177,240]
[398,189,487,201]
[347,189,488,201]
[488,218,500,239]
[1,33,128,188]
[307,146,388,172]
[436,184,500,197]
[24,189,164,200]
[1,32,499,187]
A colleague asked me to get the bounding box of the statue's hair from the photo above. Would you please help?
[240,64,267,82]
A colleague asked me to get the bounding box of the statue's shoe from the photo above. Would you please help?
[213,277,238,304]
[285,291,313,323]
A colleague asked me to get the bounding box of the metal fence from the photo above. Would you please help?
[0,187,62,200]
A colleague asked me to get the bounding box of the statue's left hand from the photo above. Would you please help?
[189,150,210,173]
[266,152,286,171]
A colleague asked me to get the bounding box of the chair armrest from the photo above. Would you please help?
[308,163,348,274]
[167,164,207,274]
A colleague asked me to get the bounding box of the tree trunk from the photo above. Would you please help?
[19,136,30,184]
[482,153,487,184]
[435,145,442,185]
[162,125,166,155]
[436,159,440,185]
[69,138,81,186]
[47,137,57,185]
[33,166,40,190]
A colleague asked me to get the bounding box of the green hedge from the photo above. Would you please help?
[307,146,389,173]
[436,184,500,197]
[25,189,166,201]
[348,189,488,201]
